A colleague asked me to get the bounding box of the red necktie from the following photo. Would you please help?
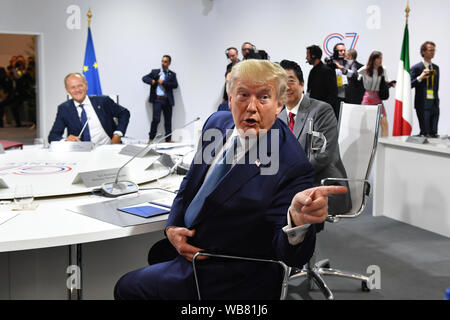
[288,112,295,133]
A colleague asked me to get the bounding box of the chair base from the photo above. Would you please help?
[290,259,370,300]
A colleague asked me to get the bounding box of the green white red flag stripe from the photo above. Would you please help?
[393,24,412,136]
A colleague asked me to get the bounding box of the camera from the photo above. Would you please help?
[324,56,337,69]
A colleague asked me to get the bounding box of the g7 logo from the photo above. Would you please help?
[323,32,359,57]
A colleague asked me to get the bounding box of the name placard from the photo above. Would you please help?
[72,167,130,188]
[0,178,9,189]
[406,136,428,144]
[119,145,159,157]
[146,154,175,171]
[49,141,93,152]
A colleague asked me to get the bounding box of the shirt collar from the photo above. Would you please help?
[285,94,304,117]
[423,60,432,68]
[74,96,91,108]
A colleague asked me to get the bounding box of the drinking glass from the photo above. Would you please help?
[14,185,34,209]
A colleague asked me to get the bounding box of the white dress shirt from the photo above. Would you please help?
[75,97,111,146]
[285,94,304,122]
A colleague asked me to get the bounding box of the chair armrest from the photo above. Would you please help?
[192,251,290,300]
[320,177,371,221]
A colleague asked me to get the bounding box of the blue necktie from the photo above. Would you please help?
[79,104,91,141]
[184,137,238,228]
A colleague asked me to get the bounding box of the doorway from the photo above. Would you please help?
[0,33,38,145]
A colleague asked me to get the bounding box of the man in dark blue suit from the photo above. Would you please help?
[411,41,439,137]
[142,55,179,142]
[114,60,347,300]
[48,73,130,145]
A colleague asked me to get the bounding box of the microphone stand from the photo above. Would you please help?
[100,117,200,197]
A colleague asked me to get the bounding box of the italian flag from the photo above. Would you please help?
[393,24,412,136]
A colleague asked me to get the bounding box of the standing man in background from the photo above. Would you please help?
[143,55,179,143]
[225,47,240,73]
[223,47,240,102]
[344,49,365,104]
[327,43,357,118]
[411,41,439,137]
[306,45,338,118]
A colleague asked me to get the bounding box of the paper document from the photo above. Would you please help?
[149,195,176,208]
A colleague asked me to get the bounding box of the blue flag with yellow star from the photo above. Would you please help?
[82,27,102,95]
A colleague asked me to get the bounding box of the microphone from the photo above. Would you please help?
[78,118,90,140]
[100,117,200,197]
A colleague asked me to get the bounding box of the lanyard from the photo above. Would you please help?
[424,63,435,89]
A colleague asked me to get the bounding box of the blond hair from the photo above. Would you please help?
[227,60,287,103]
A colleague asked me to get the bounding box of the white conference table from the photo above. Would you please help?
[0,143,189,299]
[373,136,450,238]
[0,143,173,199]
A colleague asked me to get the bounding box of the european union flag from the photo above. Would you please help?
[82,27,102,95]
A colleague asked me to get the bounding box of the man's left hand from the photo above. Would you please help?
[289,186,348,226]
[111,134,122,144]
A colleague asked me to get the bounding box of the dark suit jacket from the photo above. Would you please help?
[48,95,130,143]
[345,60,365,104]
[217,100,230,112]
[307,61,338,111]
[142,68,178,106]
[163,112,316,299]
[411,62,440,110]
[278,96,351,215]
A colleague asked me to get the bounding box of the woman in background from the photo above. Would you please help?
[358,51,395,137]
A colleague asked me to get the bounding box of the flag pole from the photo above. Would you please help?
[87,8,92,28]
[405,1,410,24]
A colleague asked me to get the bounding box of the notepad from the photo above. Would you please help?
[117,203,170,218]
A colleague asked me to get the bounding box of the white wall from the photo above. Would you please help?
[0,0,448,139]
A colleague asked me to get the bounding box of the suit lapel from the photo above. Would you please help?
[89,96,106,127]
[205,126,278,210]
[68,100,83,131]
[187,122,234,198]
[293,96,312,140]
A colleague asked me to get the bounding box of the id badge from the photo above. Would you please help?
[426,89,434,100]
[336,75,343,87]
[342,75,348,85]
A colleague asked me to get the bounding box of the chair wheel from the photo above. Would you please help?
[361,281,370,292]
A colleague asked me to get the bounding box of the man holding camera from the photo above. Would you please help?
[325,43,357,119]
[411,41,439,137]
[142,55,179,143]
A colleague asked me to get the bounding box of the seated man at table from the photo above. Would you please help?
[114,59,347,300]
[48,73,130,145]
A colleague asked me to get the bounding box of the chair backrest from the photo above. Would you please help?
[334,102,381,217]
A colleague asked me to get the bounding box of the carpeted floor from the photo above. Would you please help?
[287,198,450,300]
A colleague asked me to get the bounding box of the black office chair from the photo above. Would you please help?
[192,251,290,300]
[289,102,382,300]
